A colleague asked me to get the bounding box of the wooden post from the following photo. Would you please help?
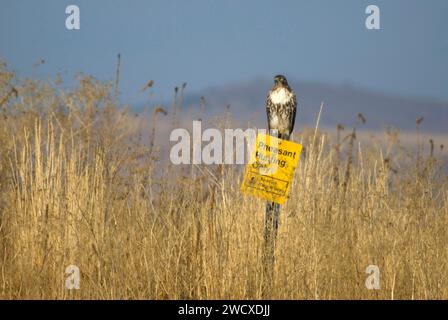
[262,129,283,297]
[263,201,280,280]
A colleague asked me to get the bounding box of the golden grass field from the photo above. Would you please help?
[0,60,447,299]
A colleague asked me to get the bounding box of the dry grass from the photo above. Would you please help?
[0,60,447,300]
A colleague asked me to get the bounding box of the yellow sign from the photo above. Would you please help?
[241,133,302,204]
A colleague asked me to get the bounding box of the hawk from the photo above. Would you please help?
[266,75,297,140]
[264,75,297,270]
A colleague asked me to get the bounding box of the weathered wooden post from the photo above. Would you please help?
[263,198,280,293]
[261,130,282,297]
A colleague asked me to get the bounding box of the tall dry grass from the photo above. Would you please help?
[0,60,447,299]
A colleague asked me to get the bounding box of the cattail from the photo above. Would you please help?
[149,106,168,156]
[429,139,434,158]
[154,106,167,116]
[178,83,187,125]
[140,80,154,92]
[416,116,424,172]
[0,86,18,107]
[199,96,206,121]
[343,128,356,192]
[333,124,344,185]
[32,59,45,68]
[358,113,366,124]
[384,157,397,174]
[11,86,18,97]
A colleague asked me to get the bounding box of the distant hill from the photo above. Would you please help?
[136,79,448,134]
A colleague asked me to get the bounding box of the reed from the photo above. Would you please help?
[0,61,447,299]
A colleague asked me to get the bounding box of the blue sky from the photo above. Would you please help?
[1,0,447,104]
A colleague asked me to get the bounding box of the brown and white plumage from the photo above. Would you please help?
[266,75,297,140]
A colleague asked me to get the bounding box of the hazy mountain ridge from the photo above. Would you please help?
[174,79,448,133]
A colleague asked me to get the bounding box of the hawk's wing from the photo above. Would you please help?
[289,93,297,134]
[266,91,275,131]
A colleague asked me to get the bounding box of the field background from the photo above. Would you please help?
[0,60,447,299]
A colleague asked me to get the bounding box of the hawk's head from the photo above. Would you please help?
[274,75,289,86]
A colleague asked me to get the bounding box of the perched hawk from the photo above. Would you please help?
[264,75,297,264]
[266,75,297,140]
